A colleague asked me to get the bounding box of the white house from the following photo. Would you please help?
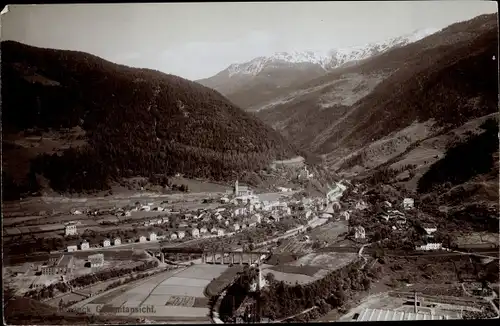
[225,220,230,226]
[162,217,170,224]
[200,227,208,234]
[215,213,223,221]
[354,226,366,239]
[141,205,151,212]
[67,245,78,252]
[149,232,157,241]
[217,229,225,237]
[233,223,240,232]
[170,233,178,240]
[220,197,230,204]
[102,239,111,247]
[80,240,90,250]
[341,211,350,221]
[139,236,147,243]
[114,238,121,246]
[177,231,186,239]
[124,211,132,217]
[403,198,414,210]
[210,227,218,234]
[191,228,200,238]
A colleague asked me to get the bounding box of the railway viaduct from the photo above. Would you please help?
[149,247,270,265]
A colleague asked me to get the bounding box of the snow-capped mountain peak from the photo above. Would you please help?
[225,28,439,77]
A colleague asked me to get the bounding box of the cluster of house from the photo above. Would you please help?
[66,237,124,252]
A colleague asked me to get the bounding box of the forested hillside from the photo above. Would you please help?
[2,41,298,196]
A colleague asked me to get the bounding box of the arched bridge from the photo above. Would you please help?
[150,247,270,265]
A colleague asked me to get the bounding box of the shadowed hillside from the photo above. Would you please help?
[1,41,299,196]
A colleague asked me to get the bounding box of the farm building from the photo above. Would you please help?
[355,308,447,321]
[65,223,78,236]
[80,240,90,250]
[67,245,78,252]
[88,253,105,268]
[139,236,147,243]
[149,232,157,241]
[41,255,74,275]
[102,239,111,247]
[114,238,121,246]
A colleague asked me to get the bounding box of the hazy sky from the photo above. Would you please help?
[1,1,497,80]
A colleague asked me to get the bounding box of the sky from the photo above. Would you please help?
[1,1,497,80]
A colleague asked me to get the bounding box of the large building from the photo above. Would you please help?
[65,222,78,236]
[88,253,105,268]
[41,255,74,275]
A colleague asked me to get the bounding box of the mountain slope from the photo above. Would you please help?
[1,41,299,197]
[197,28,438,109]
[256,13,498,160]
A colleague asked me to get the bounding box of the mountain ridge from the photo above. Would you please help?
[1,40,300,197]
[197,28,439,109]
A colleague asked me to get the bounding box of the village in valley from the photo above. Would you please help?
[4,158,499,323]
[2,3,499,325]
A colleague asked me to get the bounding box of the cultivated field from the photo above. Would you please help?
[73,264,229,320]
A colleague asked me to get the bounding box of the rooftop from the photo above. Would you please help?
[356,308,447,322]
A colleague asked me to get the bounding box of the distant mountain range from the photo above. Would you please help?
[197,28,439,109]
